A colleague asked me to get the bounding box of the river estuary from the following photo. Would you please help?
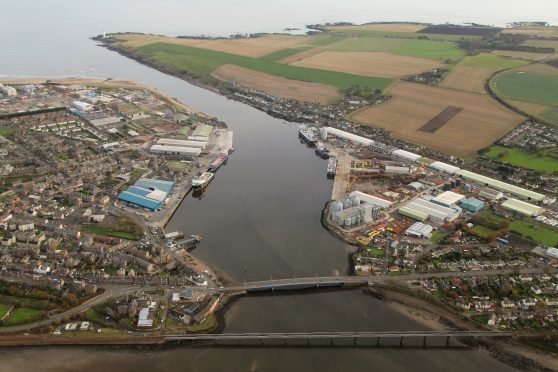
[1,0,548,370]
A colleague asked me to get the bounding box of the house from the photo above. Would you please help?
[501,299,516,309]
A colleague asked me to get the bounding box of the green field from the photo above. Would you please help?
[509,220,558,247]
[324,28,480,42]
[0,127,14,137]
[306,34,346,46]
[539,107,558,125]
[471,225,497,239]
[459,54,529,69]
[0,304,11,319]
[4,307,44,326]
[476,211,558,246]
[492,72,558,105]
[325,36,465,60]
[259,46,313,62]
[81,225,141,240]
[136,42,393,91]
[484,145,558,174]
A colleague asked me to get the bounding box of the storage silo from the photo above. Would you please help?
[342,198,352,209]
[344,217,352,227]
[319,128,328,140]
[331,200,343,213]
[350,195,360,207]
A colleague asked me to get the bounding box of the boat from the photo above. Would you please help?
[315,141,330,159]
[209,153,228,172]
[298,127,316,146]
[192,172,214,188]
[327,157,337,178]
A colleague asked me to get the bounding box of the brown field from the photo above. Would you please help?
[440,67,493,94]
[419,106,463,132]
[515,63,558,76]
[521,39,558,49]
[289,51,443,78]
[325,23,427,33]
[501,26,558,37]
[115,33,314,58]
[349,82,523,157]
[492,50,554,61]
[210,64,339,104]
[507,99,551,116]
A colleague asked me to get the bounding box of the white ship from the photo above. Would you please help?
[192,172,214,188]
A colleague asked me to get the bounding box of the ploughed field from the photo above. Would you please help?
[349,81,523,158]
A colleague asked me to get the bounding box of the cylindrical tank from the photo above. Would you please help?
[344,217,352,227]
[350,195,360,207]
[443,183,451,191]
[331,200,343,213]
[456,179,462,187]
[351,216,357,225]
[450,180,457,189]
[342,198,351,209]
[320,128,328,140]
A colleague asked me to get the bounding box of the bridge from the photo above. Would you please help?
[165,331,513,348]
[225,276,369,292]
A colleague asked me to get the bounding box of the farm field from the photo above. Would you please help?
[501,26,558,38]
[539,107,558,125]
[515,63,558,76]
[492,50,555,61]
[116,33,315,58]
[323,23,427,33]
[289,51,444,78]
[325,36,465,60]
[491,71,558,105]
[440,54,528,94]
[211,64,339,104]
[521,39,558,49]
[322,25,478,41]
[259,46,314,62]
[135,42,393,91]
[483,145,558,174]
[349,81,523,157]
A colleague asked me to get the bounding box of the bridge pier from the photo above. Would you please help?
[400,336,403,347]
[423,336,427,347]
[446,336,450,347]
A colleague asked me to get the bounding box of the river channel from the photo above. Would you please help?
[0,1,530,370]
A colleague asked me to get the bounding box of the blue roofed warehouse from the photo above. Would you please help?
[118,178,175,211]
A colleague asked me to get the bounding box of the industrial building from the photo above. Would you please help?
[399,198,460,224]
[118,178,175,211]
[455,169,545,202]
[190,124,213,140]
[547,247,558,259]
[405,222,433,239]
[330,203,373,228]
[460,198,485,213]
[72,101,93,112]
[150,144,201,157]
[479,187,504,201]
[157,138,207,149]
[384,165,409,174]
[429,161,459,175]
[322,127,374,146]
[0,84,17,97]
[432,191,465,208]
[501,198,544,217]
[391,149,422,162]
[349,191,393,209]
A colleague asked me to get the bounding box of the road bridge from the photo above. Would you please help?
[165,331,513,348]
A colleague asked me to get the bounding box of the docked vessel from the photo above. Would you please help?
[315,141,330,159]
[327,157,337,178]
[209,153,228,172]
[192,172,214,188]
[298,127,316,146]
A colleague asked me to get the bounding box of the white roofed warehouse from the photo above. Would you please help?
[150,144,201,157]
[399,198,460,224]
[501,198,544,217]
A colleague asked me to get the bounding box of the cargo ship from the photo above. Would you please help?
[298,127,316,146]
[209,153,228,172]
[192,172,214,188]
[327,157,337,178]
[315,142,330,159]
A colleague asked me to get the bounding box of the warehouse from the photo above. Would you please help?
[432,191,465,208]
[455,169,544,202]
[322,127,374,146]
[501,198,544,217]
[118,178,175,211]
[349,191,393,209]
[479,187,504,201]
[191,124,213,139]
[150,144,201,157]
[405,222,433,239]
[384,166,409,174]
[429,161,459,175]
[391,149,422,162]
[157,138,207,149]
[72,100,93,112]
[0,84,17,97]
[399,198,460,224]
[460,198,485,213]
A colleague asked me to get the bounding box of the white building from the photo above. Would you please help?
[429,161,459,175]
[72,101,93,112]
[322,127,374,146]
[349,191,393,209]
[0,84,17,97]
[432,191,465,208]
[391,149,422,162]
[157,138,207,149]
[150,145,201,157]
[405,222,433,238]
